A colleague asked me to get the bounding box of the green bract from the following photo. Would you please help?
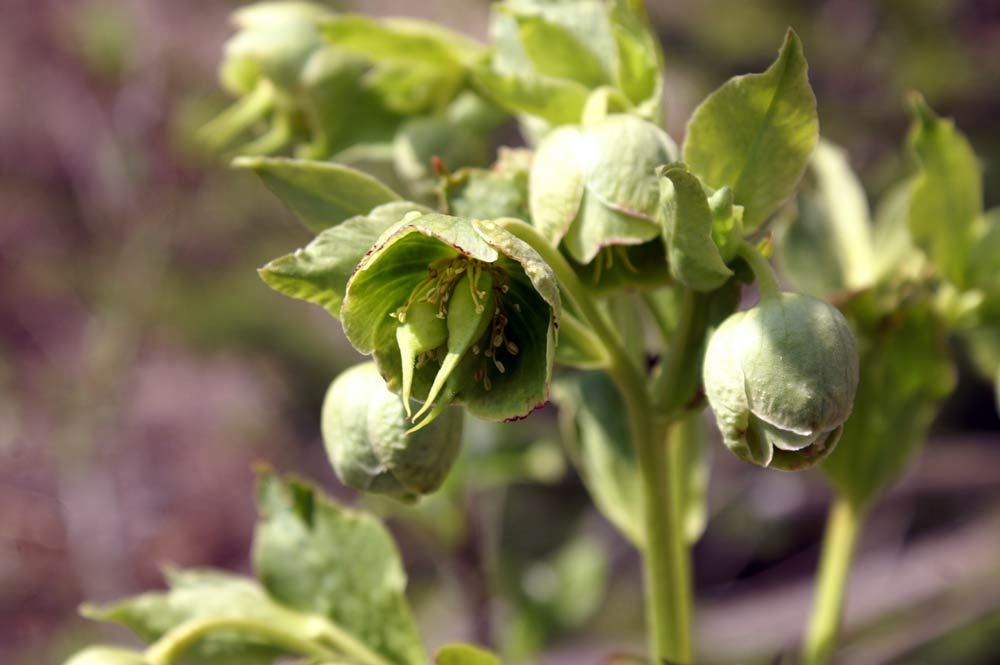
[322,362,463,502]
[529,113,677,267]
[703,293,859,470]
[341,212,559,428]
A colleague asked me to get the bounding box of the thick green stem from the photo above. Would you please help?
[802,497,866,665]
[634,415,694,664]
[499,218,693,663]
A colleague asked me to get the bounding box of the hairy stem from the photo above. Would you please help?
[802,497,866,665]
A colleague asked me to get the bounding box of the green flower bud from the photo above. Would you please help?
[63,646,148,665]
[341,212,559,430]
[322,362,463,502]
[703,293,859,470]
[529,114,677,268]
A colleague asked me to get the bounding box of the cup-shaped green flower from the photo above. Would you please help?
[341,212,559,430]
[529,113,677,268]
[322,362,463,502]
[703,293,859,470]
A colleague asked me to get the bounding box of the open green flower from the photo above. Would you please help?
[341,212,559,430]
[703,293,859,470]
[529,113,677,275]
[322,362,463,502]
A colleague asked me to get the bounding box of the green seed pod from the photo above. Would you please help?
[322,362,463,502]
[412,269,495,426]
[63,646,148,665]
[702,293,859,470]
[529,113,677,266]
[397,299,448,414]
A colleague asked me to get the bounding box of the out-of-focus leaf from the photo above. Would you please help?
[659,163,733,292]
[967,208,1000,301]
[392,117,489,189]
[822,291,956,507]
[609,3,662,109]
[253,472,426,665]
[510,13,610,88]
[435,644,501,665]
[322,15,481,67]
[552,372,642,545]
[683,30,818,231]
[961,325,1000,384]
[259,202,428,318]
[521,531,609,626]
[441,167,529,222]
[906,94,982,288]
[472,67,589,126]
[778,141,874,297]
[871,179,927,283]
[81,570,320,664]
[675,410,710,544]
[233,156,400,232]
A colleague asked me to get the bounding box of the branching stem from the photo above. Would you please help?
[499,218,693,664]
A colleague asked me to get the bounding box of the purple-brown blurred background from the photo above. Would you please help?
[2,1,999,663]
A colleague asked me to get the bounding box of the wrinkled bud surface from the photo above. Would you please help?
[703,293,859,470]
[529,113,677,265]
[322,362,463,502]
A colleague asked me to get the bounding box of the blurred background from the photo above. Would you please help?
[2,1,999,663]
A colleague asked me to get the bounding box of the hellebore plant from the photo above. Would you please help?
[65,2,1000,665]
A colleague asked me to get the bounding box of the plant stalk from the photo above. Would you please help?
[499,218,693,663]
[802,496,866,665]
[633,413,694,664]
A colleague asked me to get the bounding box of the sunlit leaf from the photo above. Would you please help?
[253,472,426,665]
[683,30,818,231]
[234,156,401,232]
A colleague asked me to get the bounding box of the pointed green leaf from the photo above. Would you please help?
[436,644,501,665]
[683,30,818,231]
[822,292,956,507]
[260,202,428,318]
[253,472,426,665]
[234,156,401,233]
[81,569,321,664]
[907,94,983,287]
[472,66,589,126]
[609,4,662,108]
[511,13,610,88]
[871,178,927,282]
[659,163,733,291]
